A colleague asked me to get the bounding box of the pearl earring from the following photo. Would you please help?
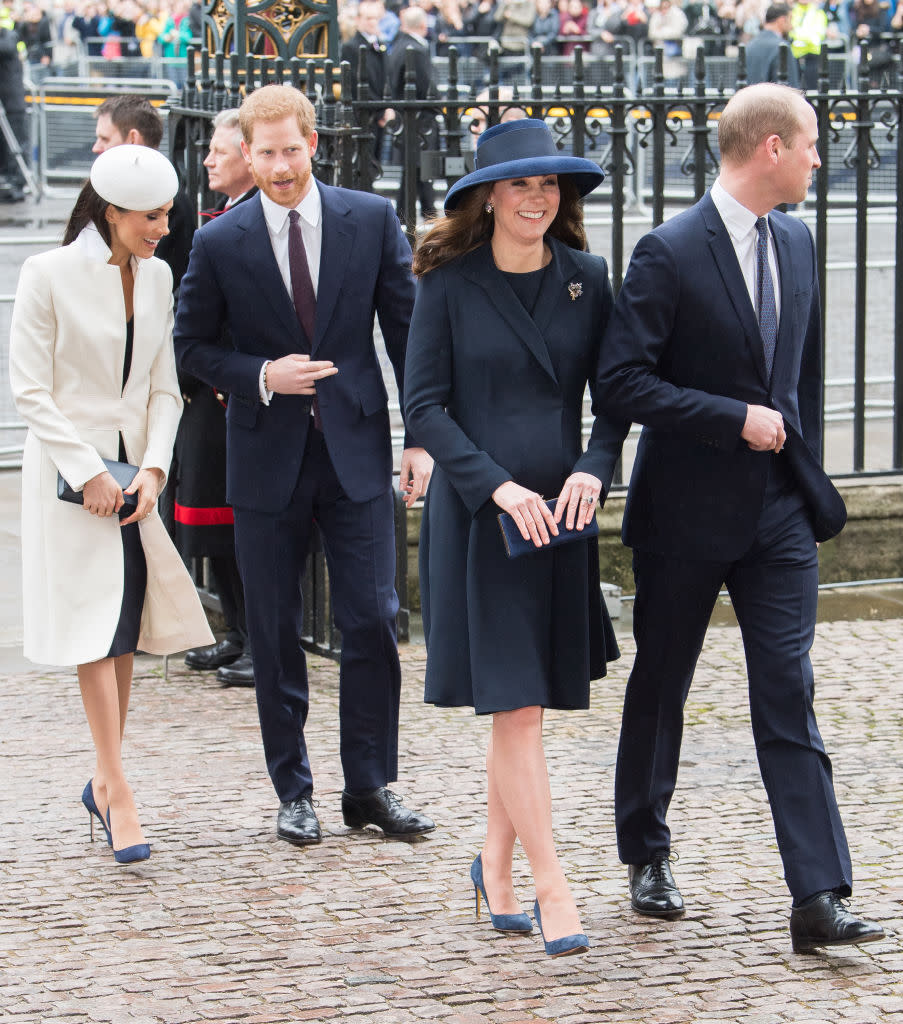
[484,201,493,214]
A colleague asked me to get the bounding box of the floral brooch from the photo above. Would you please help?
[568,282,583,302]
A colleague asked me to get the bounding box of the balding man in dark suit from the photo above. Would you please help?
[599,84,883,953]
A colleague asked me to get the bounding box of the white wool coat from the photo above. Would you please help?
[9,225,213,665]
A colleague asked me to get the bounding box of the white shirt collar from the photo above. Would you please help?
[224,188,252,209]
[260,181,322,236]
[710,177,763,243]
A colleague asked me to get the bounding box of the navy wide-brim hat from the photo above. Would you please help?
[444,118,605,211]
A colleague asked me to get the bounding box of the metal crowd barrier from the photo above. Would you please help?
[34,76,178,187]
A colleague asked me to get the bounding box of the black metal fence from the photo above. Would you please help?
[167,40,903,652]
[169,40,903,477]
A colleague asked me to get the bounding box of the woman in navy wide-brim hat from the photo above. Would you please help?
[404,119,628,956]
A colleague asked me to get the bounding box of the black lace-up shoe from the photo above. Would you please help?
[790,892,884,953]
[184,637,243,670]
[276,797,321,846]
[216,651,255,687]
[628,853,685,919]
[341,788,435,836]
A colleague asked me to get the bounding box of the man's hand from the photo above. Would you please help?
[742,404,786,453]
[265,354,338,395]
[399,447,433,508]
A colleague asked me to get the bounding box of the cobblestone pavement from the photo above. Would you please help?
[1,619,901,1024]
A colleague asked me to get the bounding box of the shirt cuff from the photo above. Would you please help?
[258,360,273,405]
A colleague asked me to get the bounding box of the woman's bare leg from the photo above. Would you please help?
[480,731,523,915]
[489,706,582,941]
[78,657,145,851]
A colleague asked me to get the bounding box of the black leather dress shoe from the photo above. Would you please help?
[790,891,884,953]
[216,651,255,687]
[341,788,435,836]
[184,637,243,670]
[628,853,685,919]
[276,797,321,846]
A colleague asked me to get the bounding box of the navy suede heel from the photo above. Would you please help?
[470,854,532,933]
[81,780,112,847]
[534,899,589,957]
[106,808,151,864]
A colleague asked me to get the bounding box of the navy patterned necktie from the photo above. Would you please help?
[756,216,777,380]
[288,209,322,428]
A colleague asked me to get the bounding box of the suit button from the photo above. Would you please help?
[216,392,226,402]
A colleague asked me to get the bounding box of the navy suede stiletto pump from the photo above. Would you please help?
[470,855,532,933]
[106,808,151,864]
[81,780,112,847]
[533,899,589,957]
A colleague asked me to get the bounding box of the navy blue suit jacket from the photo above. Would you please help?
[598,192,845,560]
[173,182,416,512]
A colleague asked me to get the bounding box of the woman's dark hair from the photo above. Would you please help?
[62,180,113,247]
[411,175,587,277]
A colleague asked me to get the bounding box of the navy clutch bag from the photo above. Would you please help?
[57,458,140,516]
[497,499,599,558]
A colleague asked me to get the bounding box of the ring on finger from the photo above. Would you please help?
[582,495,595,506]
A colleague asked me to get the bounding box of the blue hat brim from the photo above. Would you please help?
[444,155,605,211]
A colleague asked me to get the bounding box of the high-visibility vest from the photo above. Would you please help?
[790,4,828,59]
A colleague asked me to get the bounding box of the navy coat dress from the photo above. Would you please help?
[404,237,627,714]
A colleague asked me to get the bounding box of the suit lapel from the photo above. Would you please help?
[701,194,770,387]
[314,182,356,353]
[460,243,558,384]
[236,194,301,344]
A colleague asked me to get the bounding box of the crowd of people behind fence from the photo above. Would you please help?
[3,0,903,84]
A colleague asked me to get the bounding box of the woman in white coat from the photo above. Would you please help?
[9,145,213,864]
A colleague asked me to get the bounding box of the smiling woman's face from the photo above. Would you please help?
[106,202,173,261]
[488,174,560,250]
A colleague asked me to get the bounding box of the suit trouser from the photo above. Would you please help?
[209,555,246,643]
[233,427,401,803]
[614,480,853,904]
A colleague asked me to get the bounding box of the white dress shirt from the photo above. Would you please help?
[710,178,781,324]
[223,188,252,210]
[257,183,323,403]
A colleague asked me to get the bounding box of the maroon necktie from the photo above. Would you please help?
[287,209,321,428]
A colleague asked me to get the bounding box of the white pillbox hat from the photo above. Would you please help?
[90,144,179,210]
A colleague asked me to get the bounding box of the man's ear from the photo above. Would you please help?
[764,133,781,164]
[126,128,144,146]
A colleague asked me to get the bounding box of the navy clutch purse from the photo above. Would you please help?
[57,458,140,516]
[497,499,599,558]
